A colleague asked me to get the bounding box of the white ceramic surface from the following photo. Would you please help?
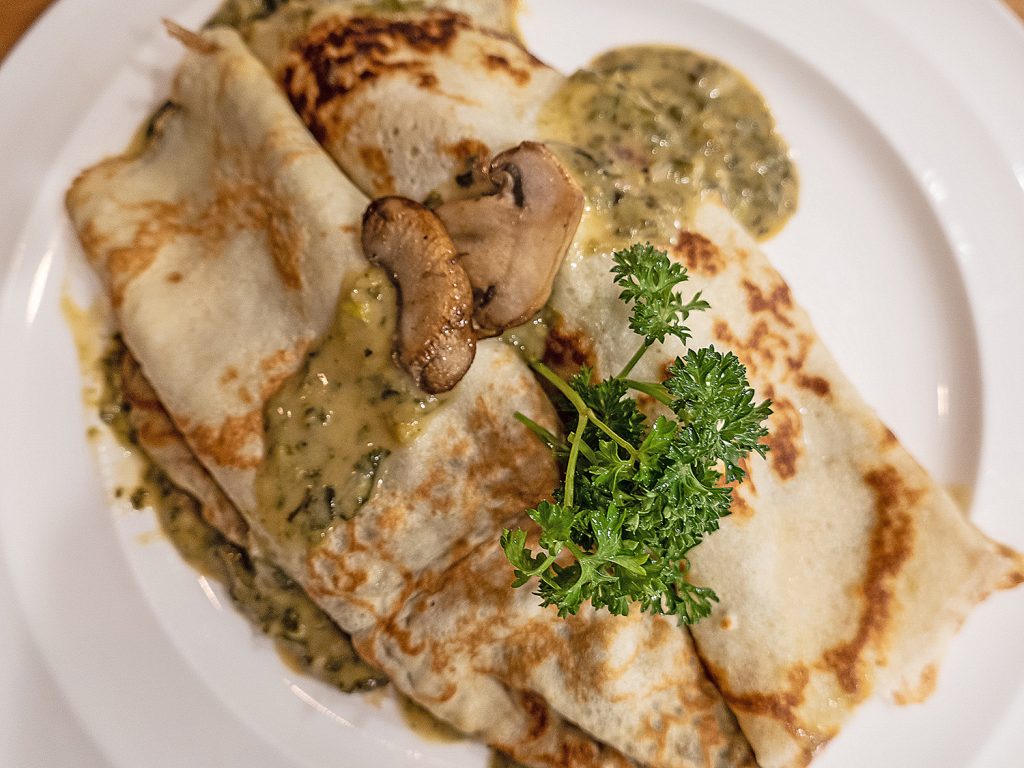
[1,1,1022,766]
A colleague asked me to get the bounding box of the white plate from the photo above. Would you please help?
[2,1,1023,766]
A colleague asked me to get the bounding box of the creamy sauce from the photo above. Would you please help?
[256,268,440,546]
[539,45,798,248]
[61,294,113,411]
[500,313,550,360]
[487,751,529,768]
[156,469,386,692]
[96,335,385,693]
[397,694,466,742]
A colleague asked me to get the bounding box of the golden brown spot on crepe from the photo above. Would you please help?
[672,231,724,276]
[519,613,615,696]
[492,704,632,768]
[820,465,919,697]
[444,138,491,167]
[716,312,830,399]
[482,53,531,85]
[105,201,181,307]
[281,11,474,143]
[260,122,317,168]
[760,388,802,480]
[86,145,307,304]
[259,343,309,400]
[712,319,786,373]
[519,690,550,739]
[993,542,1024,589]
[305,542,381,620]
[464,396,558,513]
[796,373,831,397]
[186,409,262,469]
[705,661,826,765]
[727,490,755,521]
[375,610,428,658]
[238,386,254,405]
[219,367,239,384]
[543,315,596,380]
[893,663,939,705]
[358,145,397,195]
[73,219,112,267]
[203,166,307,291]
[742,278,794,328]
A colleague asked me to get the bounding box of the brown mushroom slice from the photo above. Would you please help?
[361,197,476,394]
[436,141,584,333]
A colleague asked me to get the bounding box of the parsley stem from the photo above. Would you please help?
[617,340,653,379]
[564,412,588,509]
[591,412,637,459]
[622,379,673,406]
[514,412,563,452]
[529,360,638,460]
[530,359,589,410]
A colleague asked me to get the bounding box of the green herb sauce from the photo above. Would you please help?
[540,45,798,248]
[256,268,440,546]
[97,336,385,693]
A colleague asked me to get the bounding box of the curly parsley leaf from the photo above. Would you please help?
[665,347,773,483]
[502,243,771,626]
[612,242,710,349]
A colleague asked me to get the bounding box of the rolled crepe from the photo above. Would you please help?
[66,24,752,768]
[118,348,251,548]
[261,8,1024,767]
[244,4,563,201]
[358,538,756,768]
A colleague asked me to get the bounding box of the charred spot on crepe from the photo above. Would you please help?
[281,11,475,141]
[672,231,725,277]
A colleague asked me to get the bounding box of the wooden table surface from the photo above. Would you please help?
[3,0,1024,61]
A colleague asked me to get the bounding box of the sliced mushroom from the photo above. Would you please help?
[436,141,584,333]
[361,197,476,394]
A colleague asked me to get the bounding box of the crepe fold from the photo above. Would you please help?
[66,23,755,768]
[257,7,1024,767]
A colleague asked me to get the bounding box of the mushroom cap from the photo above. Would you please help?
[361,196,477,394]
[436,141,584,333]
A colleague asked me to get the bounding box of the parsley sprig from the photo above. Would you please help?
[501,243,771,625]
